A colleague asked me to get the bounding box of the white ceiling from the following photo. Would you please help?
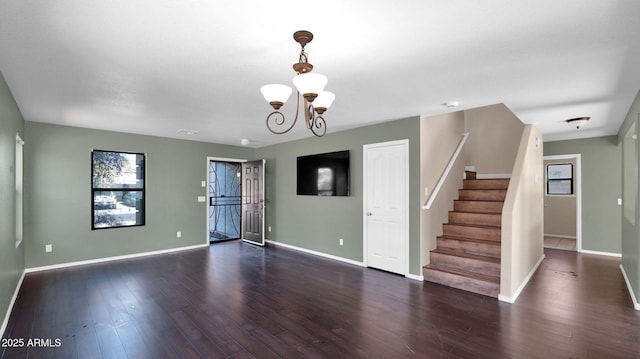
[1,1,639,147]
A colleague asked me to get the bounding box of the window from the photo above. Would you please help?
[546,163,573,195]
[92,150,145,229]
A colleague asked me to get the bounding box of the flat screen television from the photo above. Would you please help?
[297,150,350,196]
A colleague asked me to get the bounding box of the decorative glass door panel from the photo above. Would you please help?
[209,161,242,242]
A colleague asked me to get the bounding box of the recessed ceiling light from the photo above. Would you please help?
[240,138,250,146]
[177,129,199,135]
[566,117,590,129]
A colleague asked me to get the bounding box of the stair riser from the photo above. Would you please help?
[437,237,501,257]
[454,200,503,213]
[448,212,501,227]
[423,267,499,297]
[463,179,510,190]
[459,189,507,201]
[443,224,501,241]
[430,252,500,277]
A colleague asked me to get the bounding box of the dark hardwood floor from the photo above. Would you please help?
[2,242,640,358]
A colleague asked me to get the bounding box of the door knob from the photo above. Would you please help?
[366,212,372,216]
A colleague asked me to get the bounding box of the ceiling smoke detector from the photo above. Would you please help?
[177,129,199,135]
[443,101,459,109]
[566,117,590,129]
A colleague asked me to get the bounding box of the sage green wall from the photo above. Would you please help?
[255,117,422,275]
[24,122,253,268]
[544,136,621,253]
[617,89,640,305]
[0,71,25,331]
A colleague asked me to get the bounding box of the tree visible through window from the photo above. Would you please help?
[92,150,145,229]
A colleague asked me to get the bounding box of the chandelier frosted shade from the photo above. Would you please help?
[260,84,293,109]
[313,91,335,113]
[292,73,328,101]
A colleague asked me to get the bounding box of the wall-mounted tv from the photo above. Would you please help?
[297,150,350,196]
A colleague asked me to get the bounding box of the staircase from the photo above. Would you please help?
[422,173,509,297]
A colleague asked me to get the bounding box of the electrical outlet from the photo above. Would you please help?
[268,226,272,232]
[45,244,52,253]
[339,238,344,246]
[177,231,182,238]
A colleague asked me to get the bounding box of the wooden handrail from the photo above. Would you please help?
[423,132,469,210]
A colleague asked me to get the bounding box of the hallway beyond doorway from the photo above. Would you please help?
[544,235,576,251]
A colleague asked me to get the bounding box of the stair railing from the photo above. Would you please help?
[423,132,469,210]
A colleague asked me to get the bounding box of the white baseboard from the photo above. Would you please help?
[25,243,209,273]
[266,240,365,267]
[1,270,26,338]
[498,254,546,303]
[405,273,424,281]
[544,233,576,239]
[620,264,640,311]
[265,240,425,280]
[578,249,621,258]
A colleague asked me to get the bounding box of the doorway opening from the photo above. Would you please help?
[208,159,242,243]
[543,154,581,252]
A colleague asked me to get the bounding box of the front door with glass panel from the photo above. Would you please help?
[208,159,265,245]
[208,160,242,242]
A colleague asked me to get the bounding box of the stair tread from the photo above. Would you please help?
[460,189,507,192]
[438,235,502,245]
[444,222,501,229]
[450,210,502,215]
[423,264,500,283]
[431,248,501,263]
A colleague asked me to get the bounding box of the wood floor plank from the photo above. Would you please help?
[3,243,640,358]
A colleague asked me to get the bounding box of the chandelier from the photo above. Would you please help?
[260,30,335,137]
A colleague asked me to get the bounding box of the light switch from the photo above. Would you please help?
[618,198,623,206]
[201,181,206,187]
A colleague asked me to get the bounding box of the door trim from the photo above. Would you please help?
[206,157,246,245]
[543,154,582,251]
[362,139,410,276]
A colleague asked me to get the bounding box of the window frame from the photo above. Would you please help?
[91,149,146,230]
[546,163,573,195]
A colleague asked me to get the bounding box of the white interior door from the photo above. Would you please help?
[363,140,409,275]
